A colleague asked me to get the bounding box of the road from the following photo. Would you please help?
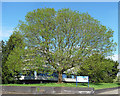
[98,89,119,94]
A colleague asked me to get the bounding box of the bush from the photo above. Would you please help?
[77,54,119,83]
[113,76,120,83]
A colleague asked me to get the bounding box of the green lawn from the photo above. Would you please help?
[1,83,120,90]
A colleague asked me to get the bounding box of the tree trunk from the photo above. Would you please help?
[58,71,62,83]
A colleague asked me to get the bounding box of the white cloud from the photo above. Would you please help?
[0,27,14,41]
[106,54,118,61]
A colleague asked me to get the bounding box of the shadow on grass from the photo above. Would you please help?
[74,83,103,86]
[80,83,88,86]
[116,83,120,85]
[92,83,103,85]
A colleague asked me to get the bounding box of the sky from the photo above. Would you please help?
[1,2,119,61]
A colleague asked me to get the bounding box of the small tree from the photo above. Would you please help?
[2,31,25,83]
[18,8,116,83]
[78,54,119,83]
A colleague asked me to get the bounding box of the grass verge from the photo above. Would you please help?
[1,83,120,90]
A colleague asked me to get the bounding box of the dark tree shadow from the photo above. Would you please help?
[116,83,120,85]
[92,83,103,85]
[81,83,87,86]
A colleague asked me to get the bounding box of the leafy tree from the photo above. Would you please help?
[2,31,25,83]
[5,46,25,83]
[78,54,119,83]
[18,8,116,83]
[2,40,9,84]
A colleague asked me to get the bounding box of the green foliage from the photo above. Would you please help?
[78,54,119,83]
[17,8,116,83]
[5,47,25,81]
[113,76,120,83]
[2,31,25,84]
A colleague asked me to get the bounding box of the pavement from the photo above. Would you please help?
[98,89,119,94]
[1,86,120,95]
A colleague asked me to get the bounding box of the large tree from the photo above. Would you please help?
[18,8,116,83]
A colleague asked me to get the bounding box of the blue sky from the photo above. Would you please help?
[1,2,118,60]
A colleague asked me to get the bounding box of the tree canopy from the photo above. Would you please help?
[16,8,116,83]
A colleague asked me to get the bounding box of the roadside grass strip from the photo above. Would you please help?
[1,83,119,90]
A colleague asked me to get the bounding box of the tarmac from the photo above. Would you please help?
[98,89,119,94]
[1,86,120,95]
[95,87,120,95]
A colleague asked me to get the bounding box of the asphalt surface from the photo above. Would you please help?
[2,90,119,94]
[98,89,119,94]
[1,86,120,95]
